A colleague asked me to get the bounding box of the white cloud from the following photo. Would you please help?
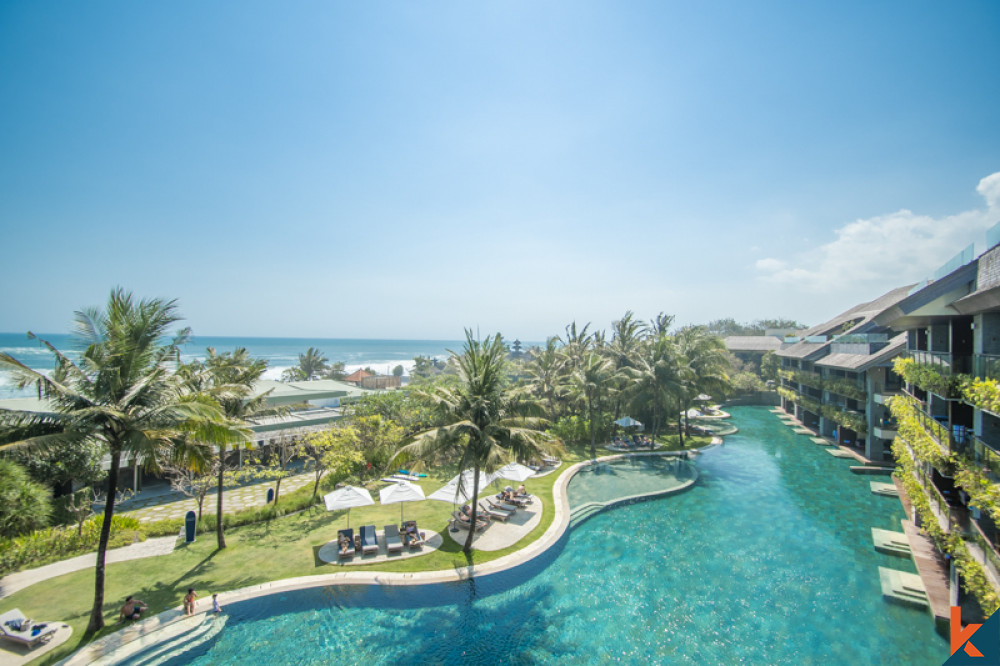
[979,172,1000,208]
[755,171,1000,294]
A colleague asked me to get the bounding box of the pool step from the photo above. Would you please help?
[93,613,227,666]
[879,567,929,609]
[824,449,855,458]
[569,502,606,527]
[792,427,815,435]
[810,437,833,446]
[870,482,899,497]
[871,528,911,557]
[850,466,894,475]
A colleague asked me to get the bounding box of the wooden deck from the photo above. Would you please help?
[901,518,954,635]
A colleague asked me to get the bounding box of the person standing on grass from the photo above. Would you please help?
[184,588,198,615]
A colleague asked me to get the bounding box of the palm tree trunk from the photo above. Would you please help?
[216,450,226,550]
[677,397,684,447]
[86,450,121,634]
[463,465,480,553]
[587,396,597,460]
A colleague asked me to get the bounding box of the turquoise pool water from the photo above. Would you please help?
[568,455,697,507]
[152,406,946,665]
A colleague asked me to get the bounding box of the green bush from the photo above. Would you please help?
[0,514,142,576]
[0,459,53,538]
[550,415,590,444]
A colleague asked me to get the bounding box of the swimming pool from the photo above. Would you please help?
[136,406,946,665]
[567,454,697,508]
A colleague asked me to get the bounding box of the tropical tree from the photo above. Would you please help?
[626,332,681,442]
[301,426,365,497]
[0,458,52,538]
[297,347,329,380]
[568,350,617,459]
[674,326,731,445]
[607,311,649,419]
[394,331,556,553]
[178,347,278,549]
[525,337,566,420]
[0,289,244,633]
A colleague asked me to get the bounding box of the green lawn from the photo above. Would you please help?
[1,432,709,664]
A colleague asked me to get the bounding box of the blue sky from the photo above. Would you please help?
[2,1,999,340]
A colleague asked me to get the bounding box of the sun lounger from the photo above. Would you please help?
[359,525,379,555]
[401,520,426,548]
[542,456,561,466]
[489,496,519,513]
[384,524,404,553]
[480,501,511,521]
[452,511,487,532]
[0,609,58,648]
[336,528,355,559]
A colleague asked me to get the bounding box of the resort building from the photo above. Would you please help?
[775,287,911,462]
[723,333,786,372]
[873,236,1000,606]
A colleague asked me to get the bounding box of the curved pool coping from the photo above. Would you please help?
[62,438,722,665]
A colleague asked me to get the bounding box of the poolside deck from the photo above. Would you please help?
[446,497,544,551]
[317,530,443,566]
[900,519,953,634]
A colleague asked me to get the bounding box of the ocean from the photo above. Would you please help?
[0,332,478,399]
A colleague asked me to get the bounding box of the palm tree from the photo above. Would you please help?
[395,331,555,553]
[568,350,616,460]
[179,347,280,549]
[674,326,731,445]
[626,333,681,443]
[608,311,649,419]
[525,337,566,421]
[297,347,329,380]
[0,289,244,634]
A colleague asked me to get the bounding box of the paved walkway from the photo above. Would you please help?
[317,531,444,565]
[118,473,316,523]
[446,498,543,551]
[0,536,179,600]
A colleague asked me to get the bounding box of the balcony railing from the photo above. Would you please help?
[908,350,955,374]
[975,353,1000,382]
[873,425,897,439]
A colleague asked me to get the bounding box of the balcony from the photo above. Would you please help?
[873,425,897,440]
[909,350,955,374]
[975,353,1000,382]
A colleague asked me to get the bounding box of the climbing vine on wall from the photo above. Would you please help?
[888,395,953,469]
[892,438,1000,614]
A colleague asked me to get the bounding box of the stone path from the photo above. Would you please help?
[118,473,316,523]
[0,536,179,600]
[446,498,543,551]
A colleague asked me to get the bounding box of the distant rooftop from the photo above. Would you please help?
[724,336,784,352]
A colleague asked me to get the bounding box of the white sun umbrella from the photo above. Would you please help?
[695,394,713,402]
[614,416,643,428]
[495,462,536,483]
[323,485,374,528]
[379,480,426,523]
[428,469,498,504]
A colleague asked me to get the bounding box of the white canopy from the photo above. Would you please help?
[428,469,498,504]
[379,480,426,522]
[495,462,536,483]
[614,416,643,428]
[323,485,374,527]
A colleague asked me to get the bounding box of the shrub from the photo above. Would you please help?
[0,514,142,576]
[550,415,590,444]
[0,459,52,538]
